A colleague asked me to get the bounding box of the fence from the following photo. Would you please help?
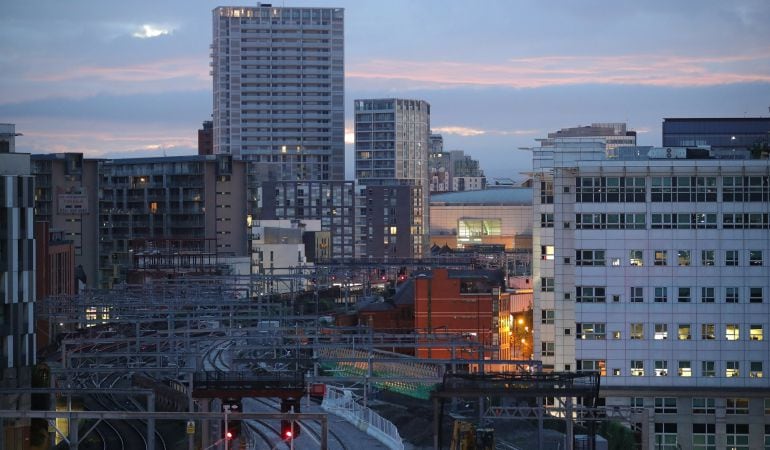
[321,385,405,450]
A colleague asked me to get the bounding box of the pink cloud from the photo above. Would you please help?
[348,52,770,89]
[29,56,209,84]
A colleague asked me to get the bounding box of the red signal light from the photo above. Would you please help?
[285,430,293,439]
[225,431,233,440]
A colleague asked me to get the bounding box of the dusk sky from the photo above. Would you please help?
[1,0,769,180]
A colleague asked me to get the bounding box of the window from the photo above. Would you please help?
[654,250,667,266]
[575,249,605,266]
[654,287,668,303]
[630,323,644,340]
[612,331,621,339]
[541,341,554,357]
[750,250,763,266]
[751,361,764,378]
[655,397,677,413]
[654,360,669,376]
[540,245,554,260]
[726,423,749,450]
[678,250,691,266]
[630,360,644,376]
[726,361,740,377]
[750,287,764,303]
[750,324,764,341]
[701,323,716,340]
[541,309,554,325]
[540,181,553,204]
[630,287,644,303]
[540,277,554,292]
[576,286,606,303]
[692,398,715,414]
[678,361,692,377]
[654,423,678,450]
[701,250,715,266]
[654,323,668,340]
[701,287,715,303]
[726,287,740,303]
[540,213,554,228]
[629,250,643,266]
[692,423,715,450]
[726,324,740,341]
[631,397,644,409]
[576,359,606,376]
[576,323,606,340]
[677,287,691,303]
[766,399,770,414]
[678,324,692,340]
[726,250,739,266]
[727,398,750,414]
[610,257,620,266]
[702,361,716,377]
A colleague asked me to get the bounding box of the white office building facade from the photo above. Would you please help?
[532,141,770,449]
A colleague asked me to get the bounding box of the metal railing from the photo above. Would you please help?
[322,385,404,450]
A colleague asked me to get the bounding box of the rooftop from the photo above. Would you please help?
[430,188,532,206]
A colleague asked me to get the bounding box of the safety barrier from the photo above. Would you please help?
[322,385,405,450]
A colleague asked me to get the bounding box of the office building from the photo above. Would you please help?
[0,124,35,447]
[354,98,430,258]
[538,123,637,158]
[355,184,424,260]
[531,139,770,448]
[211,4,345,181]
[663,117,770,158]
[429,188,532,251]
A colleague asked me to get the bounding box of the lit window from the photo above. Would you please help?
[654,250,667,266]
[629,250,643,266]
[654,360,669,376]
[541,245,555,260]
[726,361,740,377]
[750,324,764,341]
[678,361,692,377]
[678,324,691,340]
[654,323,668,340]
[630,323,644,340]
[701,323,716,340]
[630,360,644,376]
[750,361,763,378]
[678,250,691,266]
[726,324,740,341]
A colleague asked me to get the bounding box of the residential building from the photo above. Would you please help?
[211,4,345,181]
[0,124,35,448]
[31,153,100,289]
[97,155,248,288]
[354,98,430,258]
[355,184,423,260]
[198,120,213,155]
[532,139,770,448]
[663,117,770,158]
[256,180,356,260]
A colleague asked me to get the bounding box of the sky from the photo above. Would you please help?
[1,1,769,181]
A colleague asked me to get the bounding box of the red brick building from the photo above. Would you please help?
[35,221,76,348]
